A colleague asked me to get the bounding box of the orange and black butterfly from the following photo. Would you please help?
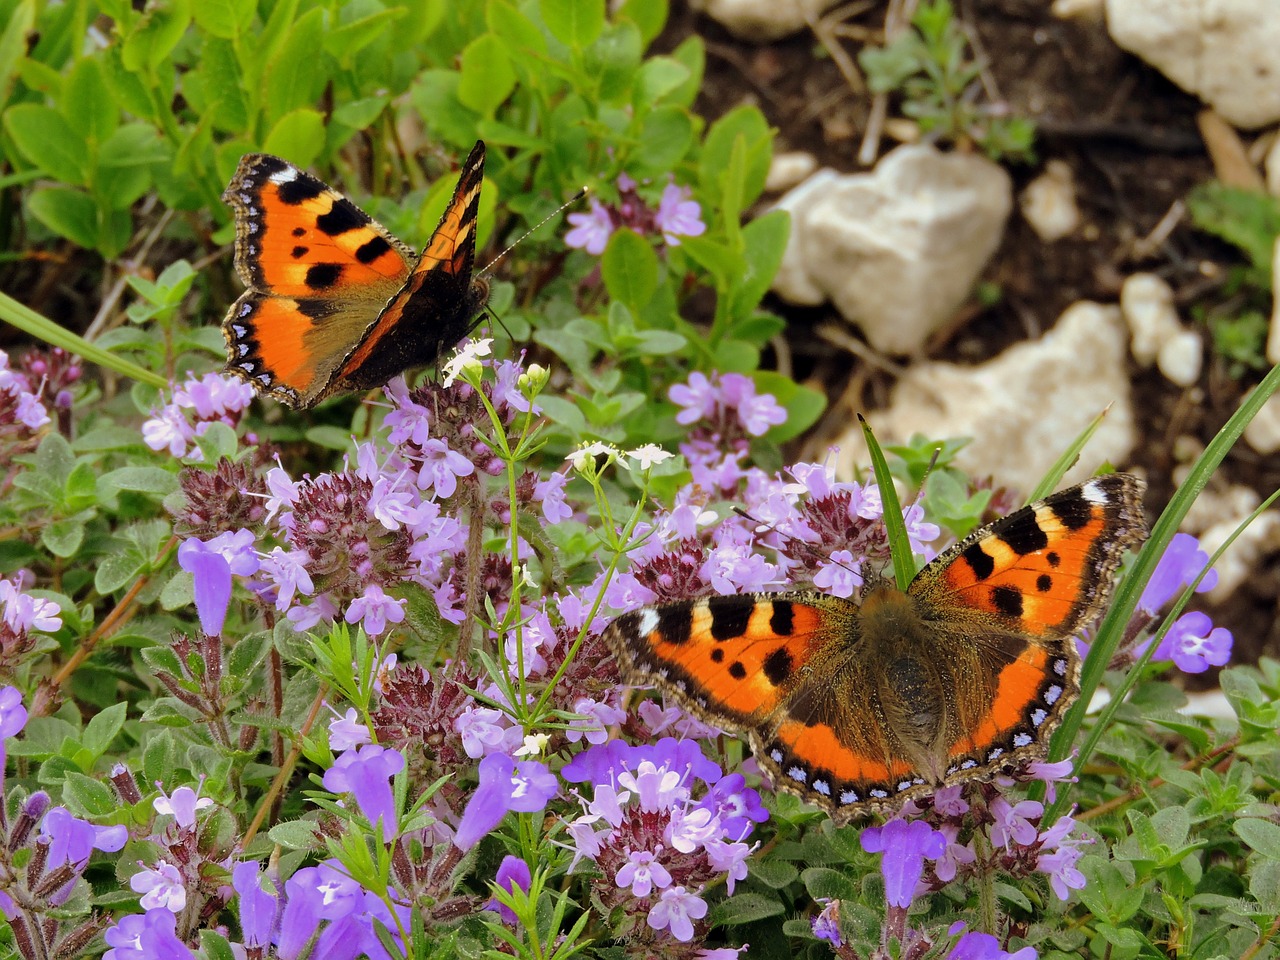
[221,141,489,409]
[603,474,1148,821]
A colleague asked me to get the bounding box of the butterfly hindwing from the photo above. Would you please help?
[221,142,490,409]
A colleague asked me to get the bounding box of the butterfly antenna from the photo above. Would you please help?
[732,506,864,580]
[476,186,589,279]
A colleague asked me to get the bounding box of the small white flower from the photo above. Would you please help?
[442,338,494,386]
[514,733,551,757]
[627,444,673,470]
[567,441,619,475]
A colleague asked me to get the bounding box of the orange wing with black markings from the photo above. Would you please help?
[602,474,1148,822]
[221,141,489,409]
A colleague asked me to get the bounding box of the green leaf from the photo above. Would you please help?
[229,631,273,681]
[264,7,327,124]
[635,56,689,105]
[630,106,695,178]
[708,891,785,925]
[41,520,84,558]
[96,124,170,210]
[5,105,87,184]
[193,0,256,39]
[263,108,327,168]
[62,772,118,817]
[730,210,790,321]
[541,0,604,49]
[801,866,860,901]
[198,931,239,960]
[700,105,773,212]
[1235,817,1280,859]
[601,229,658,312]
[323,7,405,64]
[748,859,800,889]
[617,0,668,45]
[95,546,148,595]
[63,56,118,145]
[0,0,36,106]
[160,571,195,611]
[269,820,324,850]
[26,187,98,249]
[97,466,179,498]
[81,702,128,756]
[121,0,193,74]
[458,34,517,117]
[1187,181,1280,280]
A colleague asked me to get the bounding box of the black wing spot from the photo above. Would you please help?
[278,176,326,205]
[991,585,1024,617]
[292,227,307,237]
[1051,490,1093,530]
[1036,574,1053,593]
[710,648,724,663]
[963,543,995,580]
[770,601,795,636]
[656,606,693,646]
[1046,551,1061,568]
[728,661,747,680]
[1000,514,1049,555]
[316,200,367,236]
[762,647,793,686]
[355,236,392,264]
[291,245,309,259]
[708,596,753,641]
[304,263,343,289]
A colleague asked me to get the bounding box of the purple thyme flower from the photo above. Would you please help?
[565,197,615,254]
[1036,815,1090,901]
[654,181,706,246]
[344,583,406,637]
[861,818,947,908]
[616,846,673,897]
[946,924,1037,960]
[812,897,843,947]
[276,862,363,960]
[177,529,260,635]
[0,685,28,768]
[1139,532,1218,614]
[989,797,1043,850]
[232,861,279,950]
[453,754,558,851]
[328,706,373,752]
[174,371,255,420]
[647,884,708,942]
[488,855,532,924]
[1152,610,1232,673]
[697,773,768,841]
[323,744,407,842]
[130,860,186,912]
[0,580,62,634]
[39,806,128,870]
[102,909,195,960]
[152,785,213,830]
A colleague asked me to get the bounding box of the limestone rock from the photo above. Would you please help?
[1105,0,1280,129]
[1243,392,1280,455]
[766,151,819,193]
[835,302,1135,493]
[689,0,841,41]
[1120,273,1202,386]
[1269,237,1280,365]
[771,144,1013,354]
[1020,160,1081,242]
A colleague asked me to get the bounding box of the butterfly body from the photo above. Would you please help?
[221,141,488,408]
[603,473,1148,821]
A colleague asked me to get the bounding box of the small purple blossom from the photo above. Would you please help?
[654,181,706,246]
[1036,815,1090,901]
[177,530,260,635]
[0,686,29,767]
[1153,610,1232,673]
[812,897,843,947]
[616,847,672,897]
[344,583,406,637]
[453,754,558,851]
[861,818,947,908]
[989,797,1043,850]
[947,924,1037,960]
[647,885,708,942]
[233,861,279,949]
[102,909,195,960]
[39,806,128,870]
[565,197,615,254]
[130,860,186,912]
[152,785,213,830]
[328,706,373,752]
[1140,532,1218,614]
[323,744,407,842]
[0,579,62,634]
[416,438,475,497]
[488,855,532,924]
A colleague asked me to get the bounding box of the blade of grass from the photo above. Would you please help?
[860,414,914,591]
[1025,403,1114,504]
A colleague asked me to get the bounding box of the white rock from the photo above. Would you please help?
[772,168,840,306]
[1269,237,1280,364]
[1157,329,1203,387]
[1180,482,1259,535]
[835,302,1135,493]
[1105,0,1280,129]
[689,0,841,41]
[1053,0,1104,18]
[1197,510,1280,601]
[771,144,1012,354]
[1243,391,1280,454]
[1020,160,1081,242]
[1120,272,1201,388]
[1267,137,1280,199]
[766,151,818,193]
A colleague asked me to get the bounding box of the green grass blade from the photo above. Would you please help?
[860,414,914,591]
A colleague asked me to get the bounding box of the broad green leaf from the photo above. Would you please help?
[730,210,790,320]
[458,34,517,117]
[121,0,193,74]
[0,0,36,105]
[1236,818,1280,859]
[97,466,180,498]
[707,891,785,926]
[81,702,128,756]
[700,104,773,212]
[635,56,689,105]
[26,187,98,249]
[323,7,405,65]
[541,0,604,49]
[63,56,118,145]
[42,520,84,558]
[265,7,327,124]
[617,0,667,45]
[590,21,642,104]
[630,106,695,178]
[62,772,117,817]
[601,229,658,312]
[96,124,169,210]
[193,0,256,38]
[229,631,273,680]
[5,105,87,184]
[95,546,148,594]
[264,108,326,168]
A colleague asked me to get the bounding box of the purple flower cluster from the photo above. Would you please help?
[559,738,767,945]
[566,172,706,255]
[1131,533,1232,673]
[0,349,52,439]
[142,372,256,459]
[0,576,62,677]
